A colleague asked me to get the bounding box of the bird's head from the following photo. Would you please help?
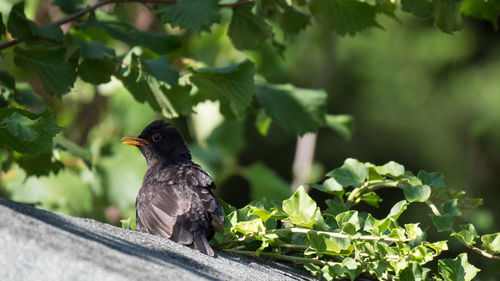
[121,120,191,165]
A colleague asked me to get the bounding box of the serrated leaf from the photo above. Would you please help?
[77,59,115,84]
[437,253,480,281]
[76,11,181,54]
[72,37,115,60]
[430,214,454,232]
[277,5,310,34]
[0,108,63,155]
[244,162,292,201]
[326,158,367,188]
[442,199,462,216]
[310,177,344,197]
[191,60,256,118]
[387,200,409,220]
[52,0,85,14]
[481,232,500,254]
[402,185,431,202]
[325,114,355,140]
[228,5,272,50]
[14,46,77,98]
[7,2,63,43]
[142,56,179,87]
[156,0,220,33]
[282,186,319,227]
[17,151,64,177]
[451,224,478,246]
[256,83,327,134]
[417,170,445,187]
[434,0,463,33]
[374,161,405,178]
[461,0,500,29]
[309,0,378,36]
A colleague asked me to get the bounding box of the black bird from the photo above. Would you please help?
[121,120,224,256]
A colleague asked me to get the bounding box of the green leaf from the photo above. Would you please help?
[191,60,256,117]
[461,0,500,29]
[207,120,245,155]
[417,170,445,187]
[424,240,448,255]
[255,109,272,136]
[232,218,266,235]
[277,5,310,34]
[433,0,463,33]
[363,214,390,235]
[451,224,478,246]
[430,214,454,232]
[360,192,381,207]
[401,185,431,202]
[374,161,405,178]
[341,257,360,281]
[54,134,92,168]
[325,114,355,140]
[71,37,116,60]
[336,210,360,234]
[326,158,367,188]
[387,200,409,220]
[156,0,220,33]
[52,0,85,14]
[399,262,428,281]
[0,108,63,155]
[17,150,64,177]
[441,199,462,216]
[309,0,378,36]
[310,177,344,197]
[7,2,63,42]
[307,234,350,256]
[401,0,433,17]
[481,233,500,254]
[77,59,115,84]
[228,5,272,50]
[282,186,319,228]
[243,162,292,201]
[118,52,190,118]
[404,223,423,240]
[76,11,181,54]
[437,253,480,281]
[14,46,77,98]
[256,83,327,134]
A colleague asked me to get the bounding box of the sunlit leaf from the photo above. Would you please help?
[282,186,319,228]
[430,214,454,232]
[441,199,462,216]
[481,233,500,254]
[325,114,355,140]
[461,0,500,29]
[451,224,478,246]
[387,200,409,220]
[401,185,431,202]
[156,0,220,33]
[336,210,360,234]
[437,253,480,281]
[417,170,445,187]
[374,161,405,178]
[326,158,367,188]
[310,177,344,197]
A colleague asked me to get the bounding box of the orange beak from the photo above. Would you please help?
[121,136,149,147]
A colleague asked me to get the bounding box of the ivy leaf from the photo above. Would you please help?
[256,83,327,134]
[360,192,381,207]
[232,218,266,235]
[481,233,500,254]
[399,262,428,281]
[461,0,500,29]
[14,46,77,98]
[387,200,409,220]
[0,108,63,155]
[307,234,350,256]
[7,2,63,43]
[309,0,378,36]
[405,223,423,240]
[52,0,85,14]
[437,253,480,281]
[326,158,367,188]
[424,240,448,256]
[336,210,360,235]
[310,177,344,197]
[430,214,454,232]
[325,114,355,140]
[451,224,478,246]
[156,0,220,33]
[417,170,445,187]
[243,162,292,201]
[282,186,320,228]
[228,5,272,50]
[401,185,431,202]
[442,199,462,217]
[374,161,405,178]
[341,257,360,281]
[191,60,256,118]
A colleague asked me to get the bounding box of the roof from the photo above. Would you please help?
[0,198,315,281]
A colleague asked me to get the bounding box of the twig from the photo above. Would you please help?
[346,180,403,208]
[270,228,410,243]
[426,199,500,260]
[0,0,256,51]
[222,248,341,267]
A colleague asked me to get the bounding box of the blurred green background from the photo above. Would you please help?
[1,1,499,279]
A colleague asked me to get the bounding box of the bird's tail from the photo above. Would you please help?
[192,231,215,256]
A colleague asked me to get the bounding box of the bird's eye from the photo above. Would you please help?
[152,133,162,142]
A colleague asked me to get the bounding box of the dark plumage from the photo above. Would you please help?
[121,120,224,256]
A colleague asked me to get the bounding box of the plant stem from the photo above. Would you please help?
[270,227,410,243]
[346,180,403,208]
[0,0,255,51]
[222,248,341,267]
[426,199,500,260]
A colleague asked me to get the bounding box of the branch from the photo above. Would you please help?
[426,199,500,260]
[222,248,342,267]
[270,228,410,243]
[346,180,403,208]
[0,0,255,51]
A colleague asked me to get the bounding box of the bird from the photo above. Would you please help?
[121,120,224,256]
